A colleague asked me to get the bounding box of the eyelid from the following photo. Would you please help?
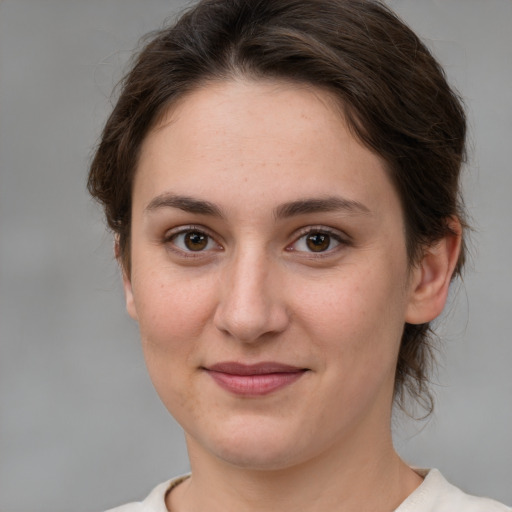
[161,224,349,259]
[163,224,223,256]
[287,225,350,255]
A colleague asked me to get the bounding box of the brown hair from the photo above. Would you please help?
[88,0,467,412]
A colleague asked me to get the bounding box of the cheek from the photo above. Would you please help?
[132,268,216,356]
[291,260,408,369]
[132,271,217,420]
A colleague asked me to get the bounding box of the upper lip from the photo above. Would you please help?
[205,362,306,375]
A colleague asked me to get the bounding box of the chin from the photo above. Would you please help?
[215,442,300,471]
[189,416,310,471]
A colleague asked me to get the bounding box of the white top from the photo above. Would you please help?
[105,469,511,512]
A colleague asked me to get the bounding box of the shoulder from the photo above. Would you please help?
[396,469,511,512]
[104,475,190,512]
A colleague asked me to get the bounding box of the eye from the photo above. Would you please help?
[167,228,220,253]
[289,229,345,254]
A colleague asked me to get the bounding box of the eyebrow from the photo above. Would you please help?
[274,197,371,219]
[145,194,224,217]
[144,193,371,219]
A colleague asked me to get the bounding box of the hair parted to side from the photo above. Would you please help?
[88,0,467,413]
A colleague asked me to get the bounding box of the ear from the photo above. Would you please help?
[115,237,138,321]
[405,219,462,324]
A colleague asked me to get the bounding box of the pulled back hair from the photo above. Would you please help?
[88,0,467,412]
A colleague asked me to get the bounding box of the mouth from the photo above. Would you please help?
[202,362,308,396]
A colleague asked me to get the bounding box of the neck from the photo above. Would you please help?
[168,427,422,512]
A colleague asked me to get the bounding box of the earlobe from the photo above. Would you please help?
[122,269,138,321]
[115,238,138,321]
[405,219,462,325]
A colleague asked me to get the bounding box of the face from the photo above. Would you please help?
[124,79,424,470]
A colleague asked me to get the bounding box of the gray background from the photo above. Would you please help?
[0,1,511,511]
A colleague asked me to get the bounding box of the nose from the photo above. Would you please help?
[213,247,290,343]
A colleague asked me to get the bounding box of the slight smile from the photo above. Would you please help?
[203,362,309,396]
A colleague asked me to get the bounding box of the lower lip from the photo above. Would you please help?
[206,370,306,396]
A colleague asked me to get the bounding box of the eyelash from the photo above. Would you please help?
[287,227,349,257]
[162,225,349,258]
[163,225,223,258]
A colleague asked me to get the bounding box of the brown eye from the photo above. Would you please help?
[184,231,208,251]
[290,229,343,254]
[170,229,218,253]
[306,233,331,252]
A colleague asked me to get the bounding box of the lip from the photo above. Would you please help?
[203,362,308,396]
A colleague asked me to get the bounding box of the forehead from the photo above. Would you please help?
[144,79,351,165]
[134,79,399,219]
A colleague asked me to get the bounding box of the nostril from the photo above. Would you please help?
[213,296,289,343]
[213,254,290,342]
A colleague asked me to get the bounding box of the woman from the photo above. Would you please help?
[88,0,510,511]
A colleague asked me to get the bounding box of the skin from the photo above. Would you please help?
[122,79,461,512]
